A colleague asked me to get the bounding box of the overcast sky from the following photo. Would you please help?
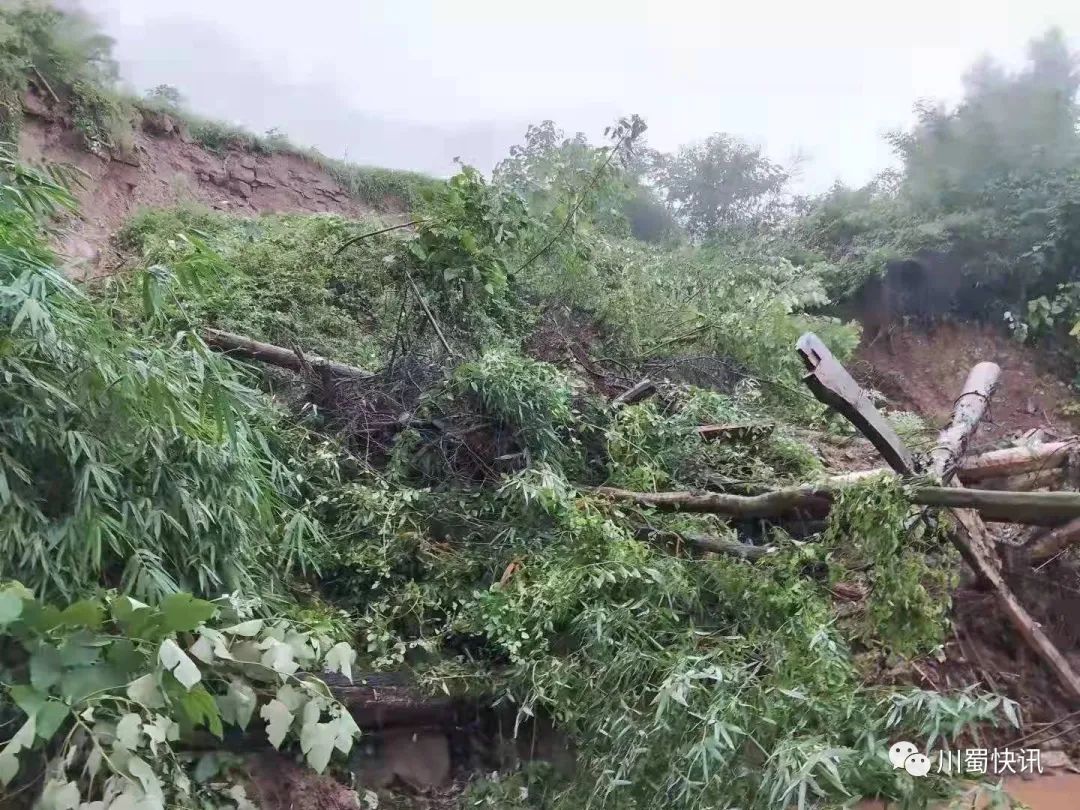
[82,0,1080,192]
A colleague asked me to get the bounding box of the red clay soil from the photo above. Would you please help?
[853,322,1077,445]
[16,96,392,278]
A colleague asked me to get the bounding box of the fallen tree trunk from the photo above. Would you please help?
[973,467,1065,492]
[612,378,656,408]
[202,328,372,381]
[929,362,1000,480]
[1028,516,1080,563]
[595,482,1080,524]
[957,440,1075,482]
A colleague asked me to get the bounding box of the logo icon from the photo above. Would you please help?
[889,741,929,777]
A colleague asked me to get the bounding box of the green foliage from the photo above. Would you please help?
[110,206,410,369]
[0,150,322,601]
[823,477,956,658]
[606,388,819,490]
[649,133,791,241]
[317,469,1013,810]
[408,166,531,337]
[319,158,443,210]
[0,582,362,808]
[0,2,128,149]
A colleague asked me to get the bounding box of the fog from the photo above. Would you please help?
[83,0,1080,191]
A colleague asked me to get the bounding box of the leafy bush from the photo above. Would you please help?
[0,583,362,807]
[0,150,322,601]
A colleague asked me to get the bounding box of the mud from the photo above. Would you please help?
[16,97,386,278]
[854,321,1077,443]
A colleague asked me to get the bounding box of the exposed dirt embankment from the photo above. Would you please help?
[853,322,1077,443]
[17,98,386,277]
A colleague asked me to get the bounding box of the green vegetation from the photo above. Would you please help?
[2,3,1072,809]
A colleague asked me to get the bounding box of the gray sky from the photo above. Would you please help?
[84,0,1080,192]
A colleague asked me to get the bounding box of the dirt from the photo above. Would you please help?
[16,93,391,278]
[854,322,1077,445]
[246,752,364,810]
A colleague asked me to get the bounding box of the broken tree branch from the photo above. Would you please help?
[958,440,1075,482]
[633,527,775,560]
[1027,516,1080,563]
[595,482,1080,524]
[929,362,1001,480]
[201,328,371,381]
[612,378,656,408]
[796,332,915,474]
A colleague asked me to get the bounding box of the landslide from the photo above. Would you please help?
[15,90,405,277]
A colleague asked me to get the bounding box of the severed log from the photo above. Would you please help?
[796,335,1080,702]
[634,527,776,560]
[796,333,915,474]
[596,483,1080,524]
[612,378,657,408]
[957,440,1075,482]
[928,362,1000,480]
[975,467,1065,492]
[202,328,372,382]
[1027,517,1080,563]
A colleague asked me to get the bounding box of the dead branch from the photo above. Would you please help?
[634,527,776,560]
[202,328,371,381]
[958,440,1075,482]
[595,482,1080,524]
[1028,517,1080,563]
[975,467,1065,492]
[611,378,656,408]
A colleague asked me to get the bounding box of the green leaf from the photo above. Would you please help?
[35,700,69,741]
[0,591,23,627]
[30,645,64,691]
[59,663,126,704]
[323,642,357,683]
[9,684,45,717]
[159,593,216,634]
[126,673,165,709]
[300,720,336,773]
[180,685,222,739]
[36,778,80,810]
[260,699,293,749]
[115,712,143,750]
[158,639,201,690]
[58,598,104,629]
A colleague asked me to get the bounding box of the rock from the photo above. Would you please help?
[229,165,257,184]
[141,111,177,136]
[228,179,252,198]
[238,155,257,170]
[1040,750,1073,770]
[110,145,141,168]
[21,90,52,120]
[207,171,228,187]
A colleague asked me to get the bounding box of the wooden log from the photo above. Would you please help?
[929,362,1080,703]
[958,440,1074,482]
[1028,517,1080,563]
[975,467,1065,492]
[796,332,915,474]
[612,378,656,408]
[595,482,1080,523]
[201,328,371,382]
[928,362,1001,480]
[634,527,776,560]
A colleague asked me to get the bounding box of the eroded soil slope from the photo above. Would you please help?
[17,105,387,277]
[854,322,1077,443]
